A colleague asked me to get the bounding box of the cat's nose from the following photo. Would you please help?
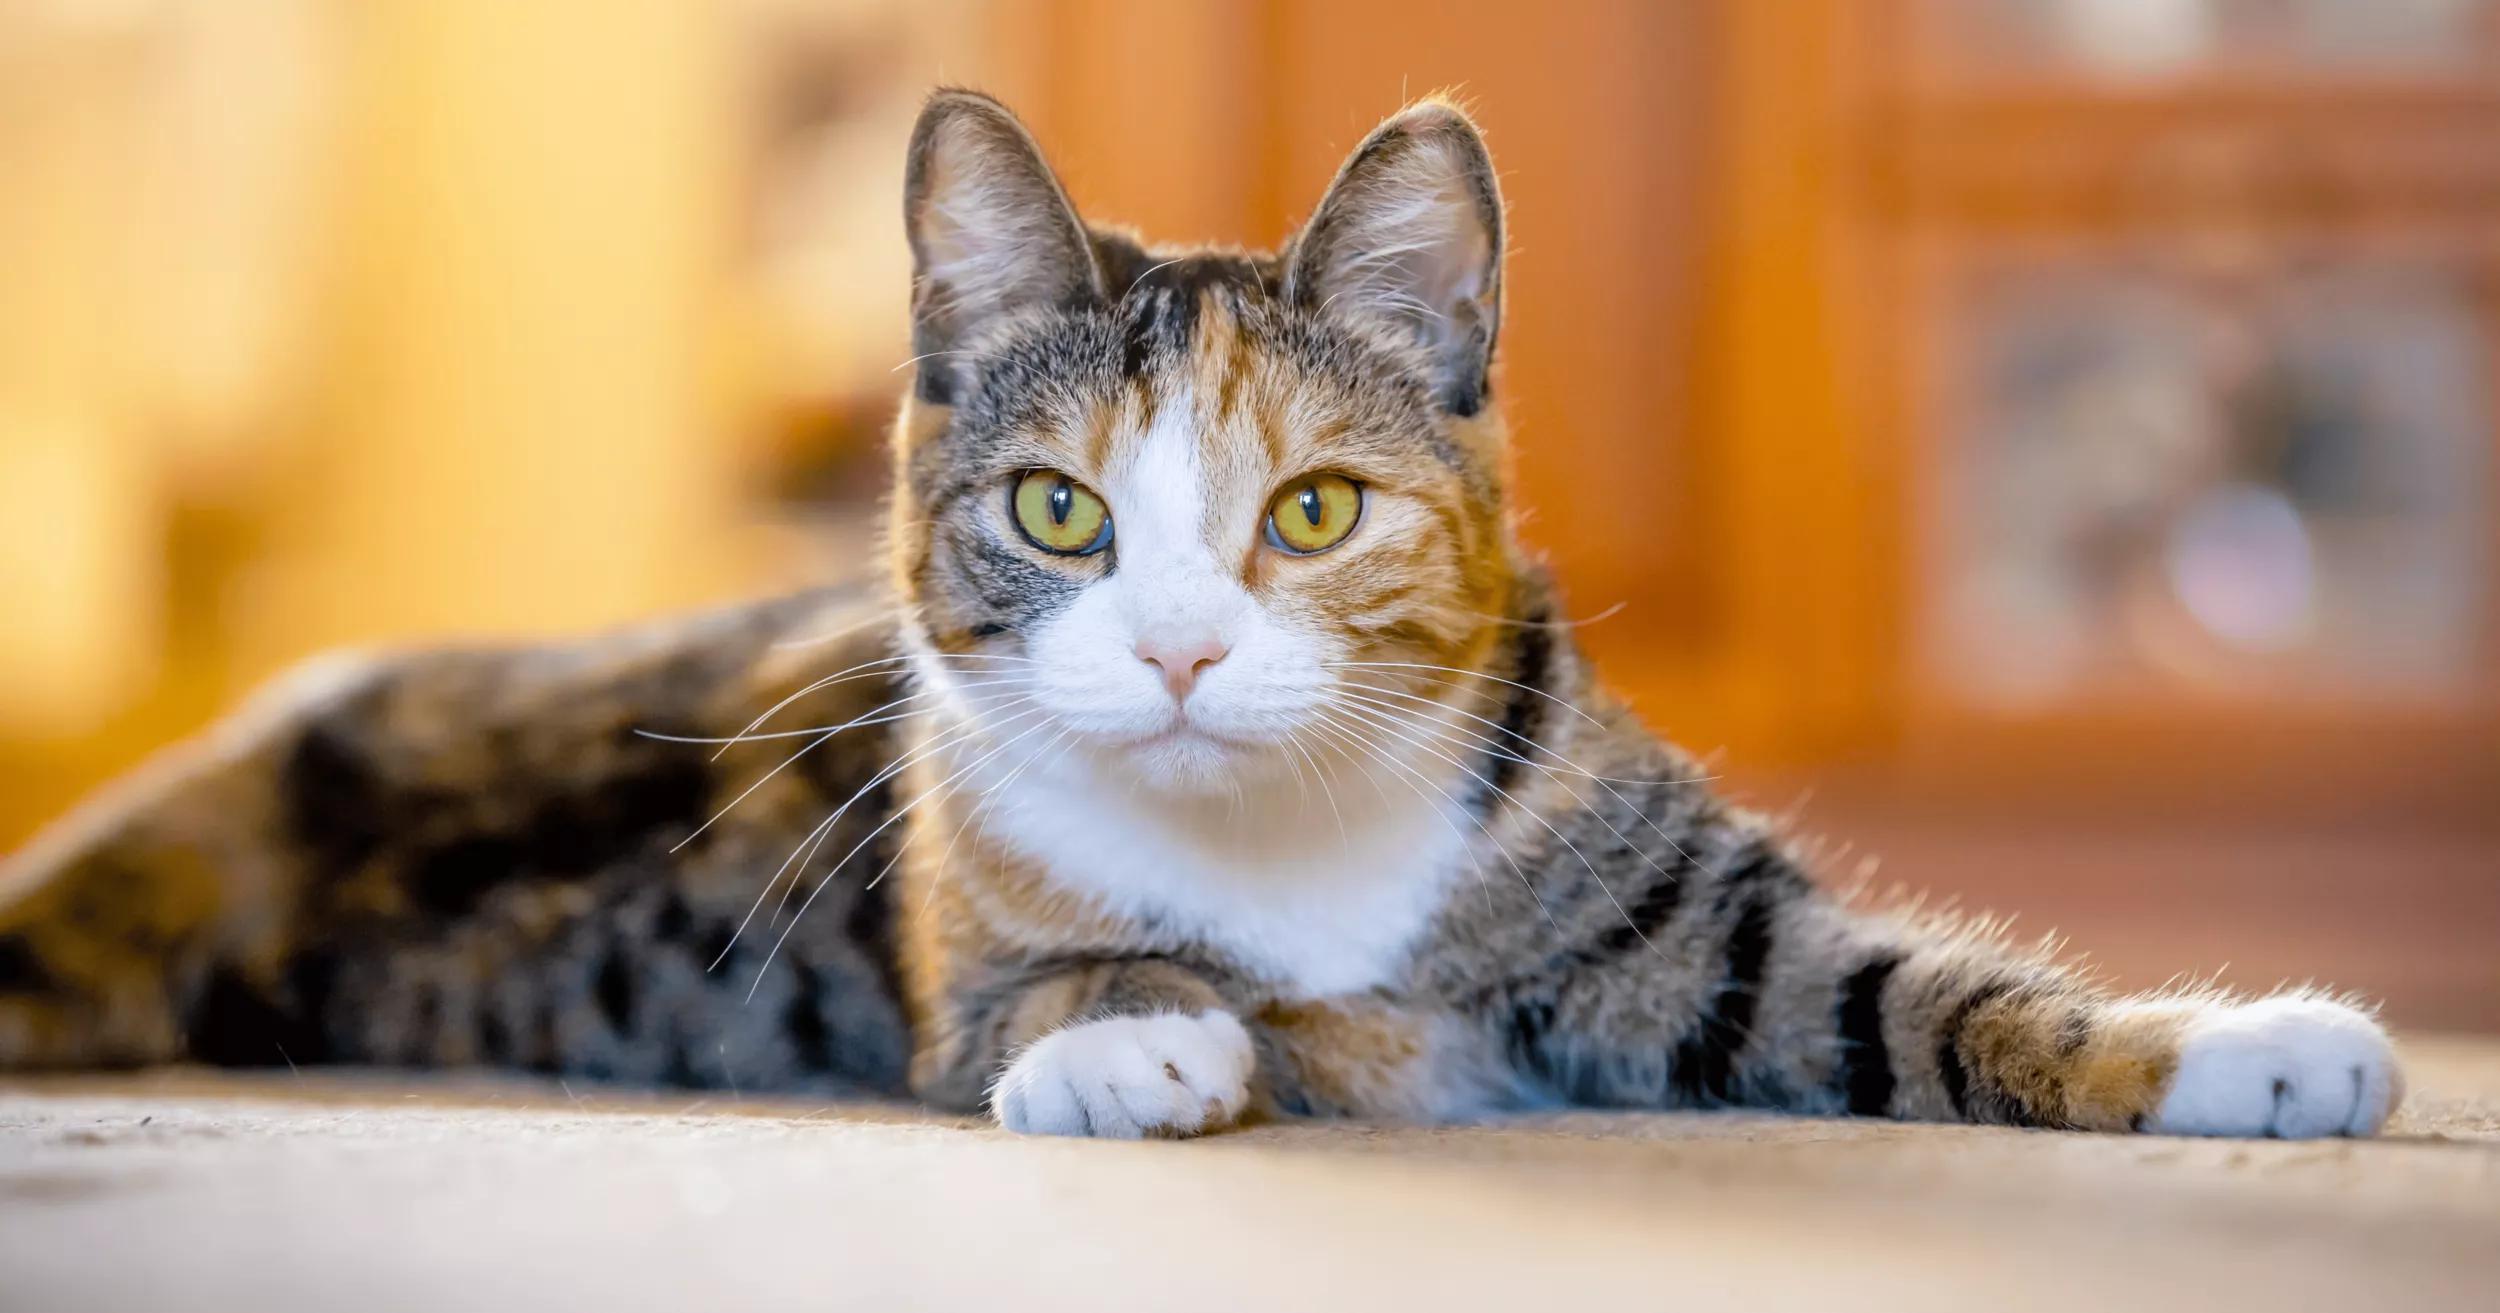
[1135,635,1229,703]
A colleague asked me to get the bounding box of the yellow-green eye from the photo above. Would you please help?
[1011,470,1113,556]
[1265,473,1363,555]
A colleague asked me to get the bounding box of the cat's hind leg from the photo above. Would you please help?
[0,656,366,1068]
[3,590,914,1086]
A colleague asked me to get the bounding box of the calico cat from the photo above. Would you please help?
[0,91,2401,1140]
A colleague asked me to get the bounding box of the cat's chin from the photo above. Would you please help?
[1087,726,1280,796]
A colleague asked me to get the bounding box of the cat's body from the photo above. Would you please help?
[0,92,2401,1140]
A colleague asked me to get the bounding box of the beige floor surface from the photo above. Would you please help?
[4,1039,2497,1312]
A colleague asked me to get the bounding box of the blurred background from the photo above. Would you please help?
[1,0,2492,1028]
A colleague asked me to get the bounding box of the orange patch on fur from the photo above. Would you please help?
[1258,999,1437,1115]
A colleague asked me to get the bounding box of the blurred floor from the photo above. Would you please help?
[4,1045,2498,1312]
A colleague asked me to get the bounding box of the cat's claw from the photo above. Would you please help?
[992,1011,1254,1139]
[2148,995,2403,1139]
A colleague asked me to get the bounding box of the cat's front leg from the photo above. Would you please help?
[915,956,1255,1139]
[2127,993,2403,1137]
[1842,926,2405,1138]
[1499,837,2404,1137]
[996,1009,1256,1138]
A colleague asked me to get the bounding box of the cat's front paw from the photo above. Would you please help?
[992,1011,1254,1139]
[2148,995,2402,1139]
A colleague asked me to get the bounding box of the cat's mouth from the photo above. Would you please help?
[1112,721,1260,753]
[1084,716,1280,791]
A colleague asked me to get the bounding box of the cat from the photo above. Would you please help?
[0,90,2401,1140]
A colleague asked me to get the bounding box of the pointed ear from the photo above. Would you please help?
[902,89,1101,403]
[1286,99,1505,416]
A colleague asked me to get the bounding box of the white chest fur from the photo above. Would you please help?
[964,753,1473,999]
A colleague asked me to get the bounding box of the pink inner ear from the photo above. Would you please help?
[907,98,1099,341]
[920,141,1057,314]
[1300,132,1499,366]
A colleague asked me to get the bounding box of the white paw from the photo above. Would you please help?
[991,1011,1255,1139]
[2149,996,2403,1139]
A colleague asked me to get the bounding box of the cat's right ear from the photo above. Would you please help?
[903,90,1101,405]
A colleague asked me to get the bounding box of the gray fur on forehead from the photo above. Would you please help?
[929,231,1453,465]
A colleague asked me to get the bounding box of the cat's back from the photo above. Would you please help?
[2,585,921,1091]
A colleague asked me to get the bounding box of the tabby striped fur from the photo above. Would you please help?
[0,91,2399,1141]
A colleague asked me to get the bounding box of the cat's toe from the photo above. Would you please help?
[2148,995,2401,1139]
[991,1010,1254,1139]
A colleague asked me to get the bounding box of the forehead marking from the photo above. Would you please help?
[1081,391,1119,473]
[1104,382,1237,625]
[1210,301,1254,424]
[1197,302,1285,473]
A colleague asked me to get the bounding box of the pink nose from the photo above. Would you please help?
[1135,635,1229,703]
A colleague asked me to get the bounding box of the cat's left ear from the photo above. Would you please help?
[1286,98,1505,416]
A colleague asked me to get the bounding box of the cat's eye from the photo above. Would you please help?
[1264,473,1363,556]
[1010,470,1113,556]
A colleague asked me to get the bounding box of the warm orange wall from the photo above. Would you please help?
[6,0,2494,840]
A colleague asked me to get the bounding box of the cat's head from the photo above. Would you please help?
[888,89,1517,796]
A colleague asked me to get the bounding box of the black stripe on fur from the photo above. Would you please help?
[1667,853,1785,1103]
[1836,954,1903,1116]
[1477,618,1551,805]
[1937,979,2019,1119]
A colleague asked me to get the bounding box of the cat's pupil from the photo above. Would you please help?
[1299,486,1323,527]
[1048,481,1072,526]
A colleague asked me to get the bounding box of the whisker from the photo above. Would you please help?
[768,609,888,652]
[927,725,1083,920]
[702,691,1040,969]
[889,348,1003,374]
[1322,696,1666,961]
[930,720,1065,915]
[956,722,1074,845]
[1305,709,1538,928]
[717,810,844,972]
[758,697,1050,932]
[1122,256,1188,301]
[1338,677,1724,879]
[852,727,1031,917]
[1298,715,1397,813]
[1410,599,1630,632]
[1330,688,1693,895]
[1275,724,1313,812]
[714,655,917,761]
[749,710,1062,1001]
[1279,728,1347,863]
[914,725,1058,920]
[669,682,1035,855]
[713,651,1038,763]
[635,677,1033,748]
[1324,660,1609,732]
[1334,682,1715,788]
